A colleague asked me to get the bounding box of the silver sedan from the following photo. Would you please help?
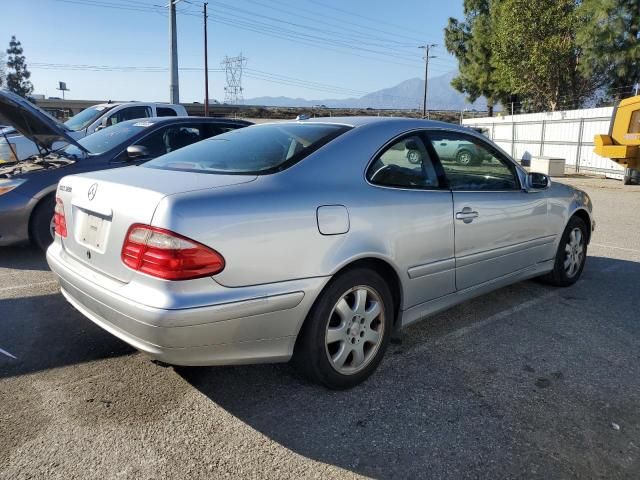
[47,117,594,389]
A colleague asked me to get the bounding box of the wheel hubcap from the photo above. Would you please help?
[563,227,584,278]
[325,286,385,375]
[459,152,471,164]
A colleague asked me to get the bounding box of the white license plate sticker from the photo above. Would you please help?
[80,212,108,249]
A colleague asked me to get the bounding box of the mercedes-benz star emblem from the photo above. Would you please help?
[88,183,98,201]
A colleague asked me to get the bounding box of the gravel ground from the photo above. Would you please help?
[1,175,639,479]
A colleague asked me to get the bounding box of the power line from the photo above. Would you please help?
[301,0,440,43]
[51,0,455,72]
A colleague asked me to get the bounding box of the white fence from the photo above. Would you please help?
[462,107,624,177]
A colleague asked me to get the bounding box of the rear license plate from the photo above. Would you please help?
[79,212,108,250]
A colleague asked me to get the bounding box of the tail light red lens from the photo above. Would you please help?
[54,197,67,237]
[121,224,225,280]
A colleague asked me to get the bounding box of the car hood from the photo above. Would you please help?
[0,90,89,155]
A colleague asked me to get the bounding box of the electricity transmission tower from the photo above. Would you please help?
[221,54,247,104]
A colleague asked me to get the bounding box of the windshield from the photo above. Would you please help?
[143,123,350,175]
[63,120,152,157]
[64,105,114,131]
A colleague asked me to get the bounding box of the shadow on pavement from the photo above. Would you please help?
[0,292,134,379]
[177,256,640,479]
[0,245,49,271]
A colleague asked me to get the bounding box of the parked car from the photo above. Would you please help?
[47,117,594,389]
[430,136,493,166]
[0,96,186,162]
[0,90,250,250]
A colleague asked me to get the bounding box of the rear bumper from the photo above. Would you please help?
[47,241,329,366]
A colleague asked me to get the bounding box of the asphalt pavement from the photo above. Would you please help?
[1,175,639,479]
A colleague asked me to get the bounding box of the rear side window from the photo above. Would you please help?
[157,107,178,117]
[106,106,152,126]
[143,123,350,175]
[367,134,441,188]
[135,124,203,157]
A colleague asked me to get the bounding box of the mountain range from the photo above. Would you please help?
[245,71,487,111]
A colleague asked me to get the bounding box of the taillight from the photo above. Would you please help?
[54,197,67,237]
[121,224,225,280]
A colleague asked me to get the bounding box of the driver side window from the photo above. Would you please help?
[367,134,440,189]
[428,131,519,191]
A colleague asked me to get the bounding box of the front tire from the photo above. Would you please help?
[294,268,393,389]
[30,196,55,252]
[456,149,474,166]
[541,216,588,287]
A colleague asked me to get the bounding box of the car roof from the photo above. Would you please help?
[115,116,253,127]
[264,116,473,133]
[91,102,183,108]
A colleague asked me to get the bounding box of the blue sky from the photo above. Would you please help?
[3,0,462,103]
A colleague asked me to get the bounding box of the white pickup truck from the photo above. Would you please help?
[0,101,187,162]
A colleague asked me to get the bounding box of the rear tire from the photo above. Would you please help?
[30,196,55,252]
[540,216,588,287]
[294,268,393,389]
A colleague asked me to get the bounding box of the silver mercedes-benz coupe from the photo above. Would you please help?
[47,117,594,389]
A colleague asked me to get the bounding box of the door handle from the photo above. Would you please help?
[455,207,479,223]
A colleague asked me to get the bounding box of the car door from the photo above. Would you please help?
[427,130,550,291]
[432,137,456,161]
[366,132,455,308]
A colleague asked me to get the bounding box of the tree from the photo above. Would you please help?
[6,36,33,98]
[0,51,5,88]
[491,0,598,112]
[444,0,507,116]
[577,0,640,100]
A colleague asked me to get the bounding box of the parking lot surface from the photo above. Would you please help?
[1,176,639,479]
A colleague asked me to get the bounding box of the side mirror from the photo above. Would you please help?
[126,145,150,160]
[527,172,551,190]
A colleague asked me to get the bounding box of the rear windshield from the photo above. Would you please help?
[142,123,350,175]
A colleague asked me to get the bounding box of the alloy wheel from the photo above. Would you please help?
[49,215,56,240]
[564,227,584,278]
[324,286,385,375]
[457,151,472,165]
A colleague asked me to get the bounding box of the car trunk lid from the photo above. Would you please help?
[57,166,256,283]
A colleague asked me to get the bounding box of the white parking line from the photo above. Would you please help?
[0,347,17,359]
[433,291,558,346]
[0,280,58,293]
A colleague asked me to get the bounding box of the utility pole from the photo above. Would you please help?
[168,0,180,104]
[203,2,209,116]
[418,44,436,119]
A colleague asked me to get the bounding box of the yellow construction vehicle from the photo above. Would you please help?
[594,95,640,185]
